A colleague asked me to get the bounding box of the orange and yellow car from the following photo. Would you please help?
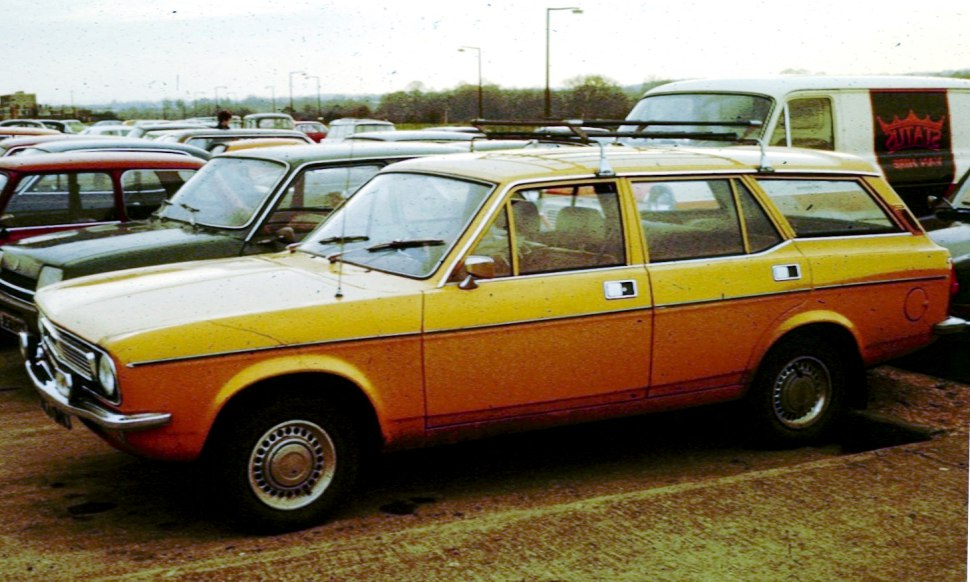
[25,144,966,530]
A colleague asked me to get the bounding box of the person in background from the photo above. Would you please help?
[216,110,232,130]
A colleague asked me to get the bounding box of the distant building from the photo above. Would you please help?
[1,91,38,119]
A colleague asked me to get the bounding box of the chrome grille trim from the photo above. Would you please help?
[39,318,96,381]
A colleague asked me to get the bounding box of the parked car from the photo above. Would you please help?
[294,121,328,142]
[207,137,309,154]
[12,137,212,161]
[0,119,83,133]
[928,169,970,317]
[0,134,83,156]
[0,141,467,334]
[152,128,313,151]
[126,122,210,140]
[80,125,133,137]
[243,113,295,130]
[324,118,395,141]
[345,129,483,142]
[623,75,970,216]
[0,150,202,253]
[0,127,60,140]
[22,144,965,531]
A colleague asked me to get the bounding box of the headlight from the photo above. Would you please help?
[37,266,64,288]
[97,355,118,399]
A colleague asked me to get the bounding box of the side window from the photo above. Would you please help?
[122,169,196,220]
[770,98,834,150]
[5,172,116,227]
[467,182,625,277]
[736,181,783,252]
[757,179,902,237]
[265,164,383,239]
[635,179,745,262]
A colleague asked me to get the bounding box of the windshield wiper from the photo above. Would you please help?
[317,235,370,245]
[177,202,201,227]
[365,239,445,252]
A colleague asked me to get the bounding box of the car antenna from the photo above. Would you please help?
[333,141,359,299]
[757,138,775,173]
[595,141,615,177]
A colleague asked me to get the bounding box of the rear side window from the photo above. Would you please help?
[122,169,197,220]
[770,98,835,150]
[5,172,116,227]
[757,179,902,237]
[636,179,781,262]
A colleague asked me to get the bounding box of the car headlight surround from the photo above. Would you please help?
[97,354,118,400]
[37,266,64,289]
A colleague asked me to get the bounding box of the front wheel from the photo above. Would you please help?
[747,336,846,447]
[207,398,360,532]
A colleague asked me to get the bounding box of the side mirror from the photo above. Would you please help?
[458,255,495,290]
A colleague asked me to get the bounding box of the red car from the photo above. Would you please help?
[294,121,328,142]
[0,151,203,245]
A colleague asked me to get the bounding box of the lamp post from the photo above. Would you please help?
[193,91,206,116]
[265,85,276,112]
[214,85,227,111]
[459,46,483,118]
[306,75,321,120]
[288,70,305,115]
[544,6,582,118]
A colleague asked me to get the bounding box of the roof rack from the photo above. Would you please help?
[468,118,774,173]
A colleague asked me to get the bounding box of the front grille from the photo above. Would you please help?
[0,269,36,303]
[39,318,95,381]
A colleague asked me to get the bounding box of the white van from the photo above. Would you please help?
[624,76,970,216]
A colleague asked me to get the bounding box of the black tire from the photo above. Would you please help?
[207,397,360,532]
[747,336,846,447]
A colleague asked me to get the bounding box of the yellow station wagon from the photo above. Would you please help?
[24,145,966,530]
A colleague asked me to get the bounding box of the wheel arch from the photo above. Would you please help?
[203,370,385,459]
[749,318,868,409]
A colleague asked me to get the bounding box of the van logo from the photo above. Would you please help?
[875,110,945,152]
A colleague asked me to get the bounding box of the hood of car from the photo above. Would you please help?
[35,252,427,364]
[3,221,244,280]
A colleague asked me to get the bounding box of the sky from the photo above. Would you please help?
[2,0,968,107]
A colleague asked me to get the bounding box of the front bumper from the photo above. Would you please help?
[933,316,970,335]
[21,332,171,432]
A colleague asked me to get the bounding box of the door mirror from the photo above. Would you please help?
[458,255,495,290]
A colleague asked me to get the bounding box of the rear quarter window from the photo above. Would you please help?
[757,179,902,237]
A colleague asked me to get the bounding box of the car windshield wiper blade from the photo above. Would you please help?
[317,235,370,245]
[366,239,445,252]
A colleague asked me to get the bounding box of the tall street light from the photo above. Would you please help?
[459,46,483,119]
[289,70,305,115]
[265,85,276,112]
[306,75,322,120]
[214,85,227,110]
[545,6,582,118]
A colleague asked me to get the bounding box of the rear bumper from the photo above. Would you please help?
[933,316,970,335]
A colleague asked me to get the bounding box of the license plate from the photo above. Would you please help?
[40,399,72,430]
[0,311,25,334]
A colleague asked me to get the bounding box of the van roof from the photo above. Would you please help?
[644,75,970,99]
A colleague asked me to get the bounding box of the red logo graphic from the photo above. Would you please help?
[876,110,945,152]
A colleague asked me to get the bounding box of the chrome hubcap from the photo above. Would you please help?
[248,420,336,510]
[771,356,831,429]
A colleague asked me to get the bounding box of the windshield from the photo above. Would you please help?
[302,172,493,278]
[157,157,287,227]
[622,92,773,145]
[952,171,970,207]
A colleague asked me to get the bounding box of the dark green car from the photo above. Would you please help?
[0,141,469,335]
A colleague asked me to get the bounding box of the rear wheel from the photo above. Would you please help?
[747,336,846,447]
[207,397,360,532]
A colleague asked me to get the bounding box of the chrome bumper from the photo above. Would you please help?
[933,316,970,336]
[21,332,171,432]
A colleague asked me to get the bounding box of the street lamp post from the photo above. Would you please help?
[193,91,206,116]
[545,6,582,118]
[459,46,483,118]
[307,75,321,120]
[288,70,305,115]
[265,85,276,112]
[214,86,227,115]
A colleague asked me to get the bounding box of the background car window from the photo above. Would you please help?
[635,179,746,262]
[469,182,624,276]
[5,172,115,227]
[121,169,196,220]
[757,179,902,237]
[770,98,834,149]
[264,164,383,239]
